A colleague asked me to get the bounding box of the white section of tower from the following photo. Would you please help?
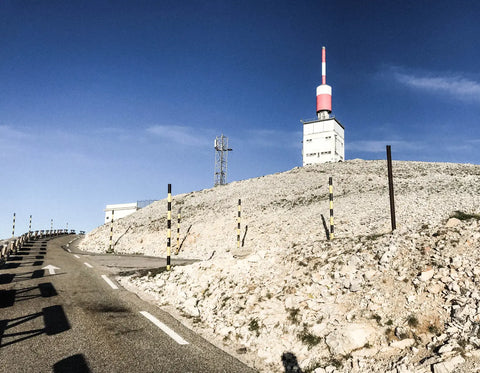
[302,46,345,166]
[302,118,344,165]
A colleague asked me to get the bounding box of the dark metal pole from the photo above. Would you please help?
[386,145,396,231]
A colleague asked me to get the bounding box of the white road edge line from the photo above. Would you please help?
[74,254,80,259]
[84,262,93,268]
[101,275,119,290]
[139,311,189,345]
[67,248,71,253]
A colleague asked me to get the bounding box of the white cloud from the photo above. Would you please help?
[0,125,30,140]
[393,69,480,103]
[146,125,210,147]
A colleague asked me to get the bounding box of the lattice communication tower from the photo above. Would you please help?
[214,134,232,186]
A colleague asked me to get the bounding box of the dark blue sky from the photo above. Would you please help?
[1,1,479,236]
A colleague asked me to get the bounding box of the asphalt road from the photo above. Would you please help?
[0,235,257,373]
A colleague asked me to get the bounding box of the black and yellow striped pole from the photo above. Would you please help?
[108,210,114,253]
[175,208,181,255]
[237,199,241,249]
[12,213,16,238]
[167,184,172,271]
[329,177,334,240]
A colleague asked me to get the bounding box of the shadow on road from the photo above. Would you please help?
[0,273,15,284]
[0,305,70,347]
[0,270,64,284]
[0,283,58,309]
[31,269,45,279]
[53,354,91,373]
[0,290,15,308]
[3,262,20,269]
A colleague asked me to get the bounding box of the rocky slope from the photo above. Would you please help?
[80,160,480,372]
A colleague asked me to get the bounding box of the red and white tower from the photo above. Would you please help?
[301,46,345,166]
[316,47,332,120]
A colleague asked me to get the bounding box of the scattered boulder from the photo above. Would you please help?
[418,267,434,282]
[325,323,377,355]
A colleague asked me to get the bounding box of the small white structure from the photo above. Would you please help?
[302,46,345,166]
[104,203,138,224]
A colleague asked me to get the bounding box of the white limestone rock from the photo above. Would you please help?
[183,297,200,317]
[325,323,377,355]
[419,267,435,282]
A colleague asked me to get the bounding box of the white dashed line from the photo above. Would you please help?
[139,311,189,345]
[74,254,80,259]
[101,275,119,290]
[84,262,93,268]
[67,248,71,253]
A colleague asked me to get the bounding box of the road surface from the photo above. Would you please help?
[0,235,256,372]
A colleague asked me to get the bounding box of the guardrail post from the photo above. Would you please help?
[1,244,5,262]
[166,184,172,271]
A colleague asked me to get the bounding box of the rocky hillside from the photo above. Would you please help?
[80,160,480,372]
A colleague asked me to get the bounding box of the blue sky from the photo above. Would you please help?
[1,1,480,237]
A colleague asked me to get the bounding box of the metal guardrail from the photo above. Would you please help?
[0,229,76,265]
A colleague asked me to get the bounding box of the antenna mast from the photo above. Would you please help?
[214,134,232,186]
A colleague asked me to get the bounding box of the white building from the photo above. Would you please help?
[302,117,344,165]
[302,46,345,166]
[104,203,138,224]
